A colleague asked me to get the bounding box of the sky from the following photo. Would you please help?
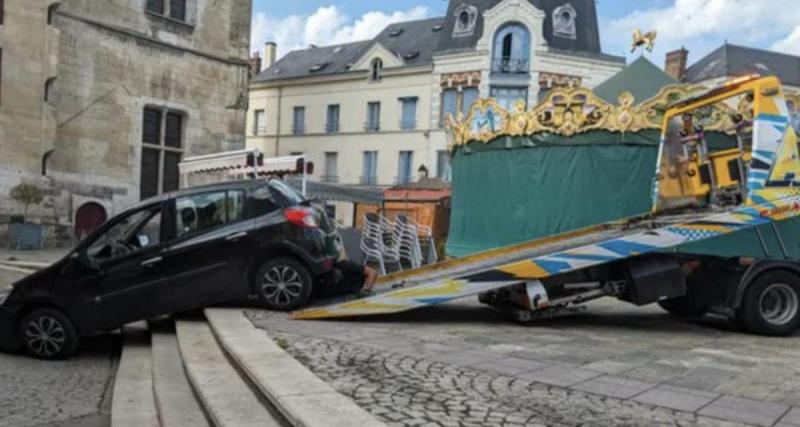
[251,0,800,67]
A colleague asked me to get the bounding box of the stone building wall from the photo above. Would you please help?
[0,0,252,247]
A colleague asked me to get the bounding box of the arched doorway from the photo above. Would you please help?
[75,202,107,240]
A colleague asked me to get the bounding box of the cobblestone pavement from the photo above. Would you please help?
[248,298,800,427]
[0,335,119,427]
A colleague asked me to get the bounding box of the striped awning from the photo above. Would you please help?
[179,150,303,176]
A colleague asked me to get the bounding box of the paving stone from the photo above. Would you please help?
[581,359,641,375]
[469,357,549,376]
[777,407,800,427]
[571,374,657,399]
[633,384,720,412]
[668,367,739,391]
[518,364,602,387]
[698,395,790,427]
[621,362,688,383]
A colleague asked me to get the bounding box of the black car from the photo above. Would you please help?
[0,179,339,359]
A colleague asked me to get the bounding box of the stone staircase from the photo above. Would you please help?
[109,309,383,427]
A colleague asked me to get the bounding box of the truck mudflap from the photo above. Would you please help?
[291,194,800,320]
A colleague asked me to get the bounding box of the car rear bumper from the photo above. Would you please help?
[0,306,20,352]
[307,255,336,277]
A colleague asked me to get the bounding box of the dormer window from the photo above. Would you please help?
[492,23,531,74]
[370,58,383,81]
[452,4,477,37]
[553,4,577,39]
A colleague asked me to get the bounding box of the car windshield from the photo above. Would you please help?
[268,179,305,206]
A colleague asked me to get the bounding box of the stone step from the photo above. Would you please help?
[150,322,210,427]
[175,319,285,427]
[205,308,385,427]
[111,322,159,427]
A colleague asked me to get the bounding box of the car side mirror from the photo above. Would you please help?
[137,234,150,247]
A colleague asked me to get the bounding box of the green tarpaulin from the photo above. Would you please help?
[447,132,660,257]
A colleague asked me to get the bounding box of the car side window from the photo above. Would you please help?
[86,206,162,262]
[175,191,227,239]
[251,185,282,217]
[227,190,246,223]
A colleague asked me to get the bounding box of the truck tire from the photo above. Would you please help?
[657,296,708,318]
[255,257,313,311]
[736,270,800,336]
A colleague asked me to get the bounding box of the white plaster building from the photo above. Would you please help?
[246,0,625,191]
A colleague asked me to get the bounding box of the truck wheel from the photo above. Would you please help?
[18,308,79,359]
[657,296,708,318]
[736,271,800,336]
[255,257,313,311]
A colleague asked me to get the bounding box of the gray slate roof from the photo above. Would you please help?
[254,0,623,83]
[254,17,445,82]
[684,43,800,87]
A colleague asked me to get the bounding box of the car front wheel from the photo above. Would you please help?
[255,257,313,311]
[737,271,800,336]
[18,308,79,359]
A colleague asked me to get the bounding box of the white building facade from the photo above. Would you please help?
[246,0,625,189]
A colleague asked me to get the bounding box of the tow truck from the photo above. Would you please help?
[292,76,800,336]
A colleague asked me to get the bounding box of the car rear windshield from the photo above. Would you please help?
[268,179,305,207]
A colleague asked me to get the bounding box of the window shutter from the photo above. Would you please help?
[164,112,182,148]
[142,108,162,144]
[169,0,186,21]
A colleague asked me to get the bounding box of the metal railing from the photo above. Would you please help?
[364,122,381,132]
[292,124,305,135]
[325,122,340,133]
[491,57,530,74]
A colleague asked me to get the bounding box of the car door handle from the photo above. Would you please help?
[225,231,248,242]
[141,256,163,267]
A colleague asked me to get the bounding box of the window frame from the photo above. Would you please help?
[141,106,185,200]
[366,102,381,132]
[80,202,166,266]
[361,151,378,185]
[399,97,418,130]
[292,106,306,135]
[326,104,340,133]
[145,0,192,25]
[253,109,266,135]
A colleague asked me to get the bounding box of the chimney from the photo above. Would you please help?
[264,42,277,70]
[248,52,262,79]
[665,48,689,81]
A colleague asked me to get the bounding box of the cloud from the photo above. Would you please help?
[603,0,800,64]
[772,26,800,55]
[251,6,430,60]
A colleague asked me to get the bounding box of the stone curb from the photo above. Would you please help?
[151,328,210,427]
[205,308,386,427]
[110,322,159,427]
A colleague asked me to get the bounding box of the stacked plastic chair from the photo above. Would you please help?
[359,212,438,275]
[361,213,401,275]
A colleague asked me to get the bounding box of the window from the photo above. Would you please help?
[437,150,451,179]
[323,152,338,183]
[492,24,531,74]
[452,4,477,37]
[362,151,378,185]
[441,89,458,126]
[490,86,528,111]
[366,102,381,132]
[400,97,417,130]
[461,88,479,116]
[174,190,243,239]
[397,151,413,185]
[86,206,162,262]
[553,4,577,39]
[370,58,383,81]
[0,0,4,25]
[326,104,340,133]
[440,88,479,127]
[146,0,188,23]
[140,107,184,200]
[253,109,265,135]
[292,107,305,134]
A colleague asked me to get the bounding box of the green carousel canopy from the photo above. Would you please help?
[444,57,744,257]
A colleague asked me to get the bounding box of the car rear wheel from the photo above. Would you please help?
[736,271,800,336]
[255,257,312,311]
[18,308,79,359]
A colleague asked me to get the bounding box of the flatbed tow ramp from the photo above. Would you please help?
[293,76,800,336]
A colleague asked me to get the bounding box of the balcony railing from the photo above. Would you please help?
[360,175,378,185]
[321,174,339,183]
[491,57,530,74]
[292,124,305,135]
[399,119,417,130]
[325,122,340,133]
[364,122,381,132]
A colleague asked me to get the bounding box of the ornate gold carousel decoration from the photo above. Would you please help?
[445,84,800,151]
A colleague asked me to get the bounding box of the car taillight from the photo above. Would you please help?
[284,207,319,228]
